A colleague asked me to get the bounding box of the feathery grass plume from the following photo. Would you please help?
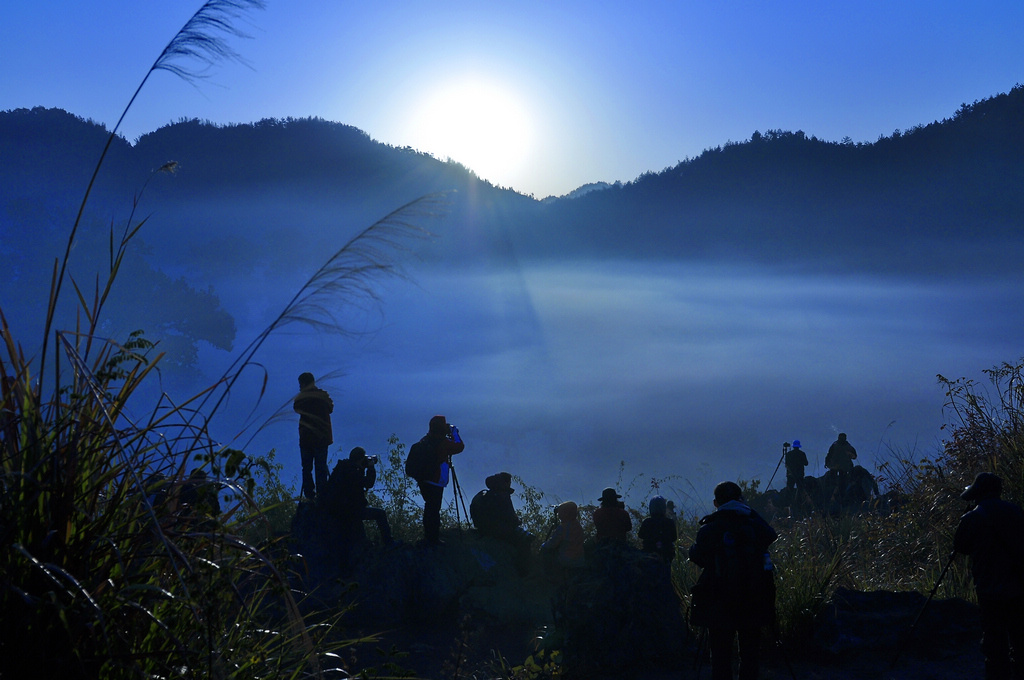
[196,191,448,441]
[40,0,265,386]
[153,0,265,81]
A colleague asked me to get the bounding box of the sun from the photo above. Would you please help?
[408,76,534,187]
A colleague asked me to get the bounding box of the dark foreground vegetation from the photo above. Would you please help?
[5,317,1023,678]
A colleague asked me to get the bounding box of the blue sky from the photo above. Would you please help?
[3,1,1023,197]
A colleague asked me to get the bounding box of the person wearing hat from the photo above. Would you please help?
[470,472,518,538]
[324,446,392,545]
[953,472,1024,679]
[470,472,534,573]
[688,481,777,680]
[293,372,334,500]
[593,487,632,544]
[785,440,809,491]
[412,415,464,545]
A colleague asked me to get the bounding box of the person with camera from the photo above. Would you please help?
[406,415,464,545]
[326,446,393,545]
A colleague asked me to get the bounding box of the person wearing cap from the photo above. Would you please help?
[293,372,334,500]
[325,446,392,545]
[593,487,632,544]
[470,472,534,572]
[688,481,777,680]
[785,440,809,491]
[541,501,585,576]
[414,415,465,545]
[953,472,1024,680]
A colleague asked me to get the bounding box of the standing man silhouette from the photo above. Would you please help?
[785,440,809,490]
[954,472,1024,680]
[689,481,778,680]
[293,372,334,500]
[825,432,857,475]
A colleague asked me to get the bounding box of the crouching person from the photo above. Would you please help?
[471,472,534,574]
[327,447,393,546]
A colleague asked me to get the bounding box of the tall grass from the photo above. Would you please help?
[0,2,442,677]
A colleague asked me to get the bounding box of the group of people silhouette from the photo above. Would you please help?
[782,432,858,491]
[293,373,1023,680]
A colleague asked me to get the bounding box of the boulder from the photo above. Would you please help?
[554,542,691,676]
[814,588,980,660]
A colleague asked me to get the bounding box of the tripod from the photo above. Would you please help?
[891,549,956,667]
[767,442,791,490]
[448,458,470,529]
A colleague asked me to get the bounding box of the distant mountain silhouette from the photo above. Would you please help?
[544,181,616,202]
[3,84,1023,287]
[522,85,1024,271]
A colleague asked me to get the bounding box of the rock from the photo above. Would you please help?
[554,542,691,676]
[814,588,980,659]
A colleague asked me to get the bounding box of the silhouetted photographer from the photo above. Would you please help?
[405,415,464,545]
[323,446,392,545]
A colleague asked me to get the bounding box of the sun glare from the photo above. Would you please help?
[409,77,534,187]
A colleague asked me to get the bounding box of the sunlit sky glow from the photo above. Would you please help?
[3,1,1023,197]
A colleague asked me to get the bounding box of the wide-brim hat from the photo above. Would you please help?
[485,472,514,493]
[429,415,448,435]
[599,487,622,503]
[961,472,1002,501]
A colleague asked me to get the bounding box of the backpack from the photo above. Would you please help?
[691,514,775,627]
[470,490,489,531]
[404,438,436,482]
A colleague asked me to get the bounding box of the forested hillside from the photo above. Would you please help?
[3,84,1022,279]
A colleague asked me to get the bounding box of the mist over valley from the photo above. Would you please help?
[3,87,1023,504]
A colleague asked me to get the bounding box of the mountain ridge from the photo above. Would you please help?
[2,83,1023,278]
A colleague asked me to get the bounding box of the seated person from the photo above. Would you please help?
[324,447,392,545]
[470,472,534,572]
[541,500,585,576]
[638,495,677,565]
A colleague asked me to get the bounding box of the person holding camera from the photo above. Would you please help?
[407,415,464,545]
[327,446,393,545]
